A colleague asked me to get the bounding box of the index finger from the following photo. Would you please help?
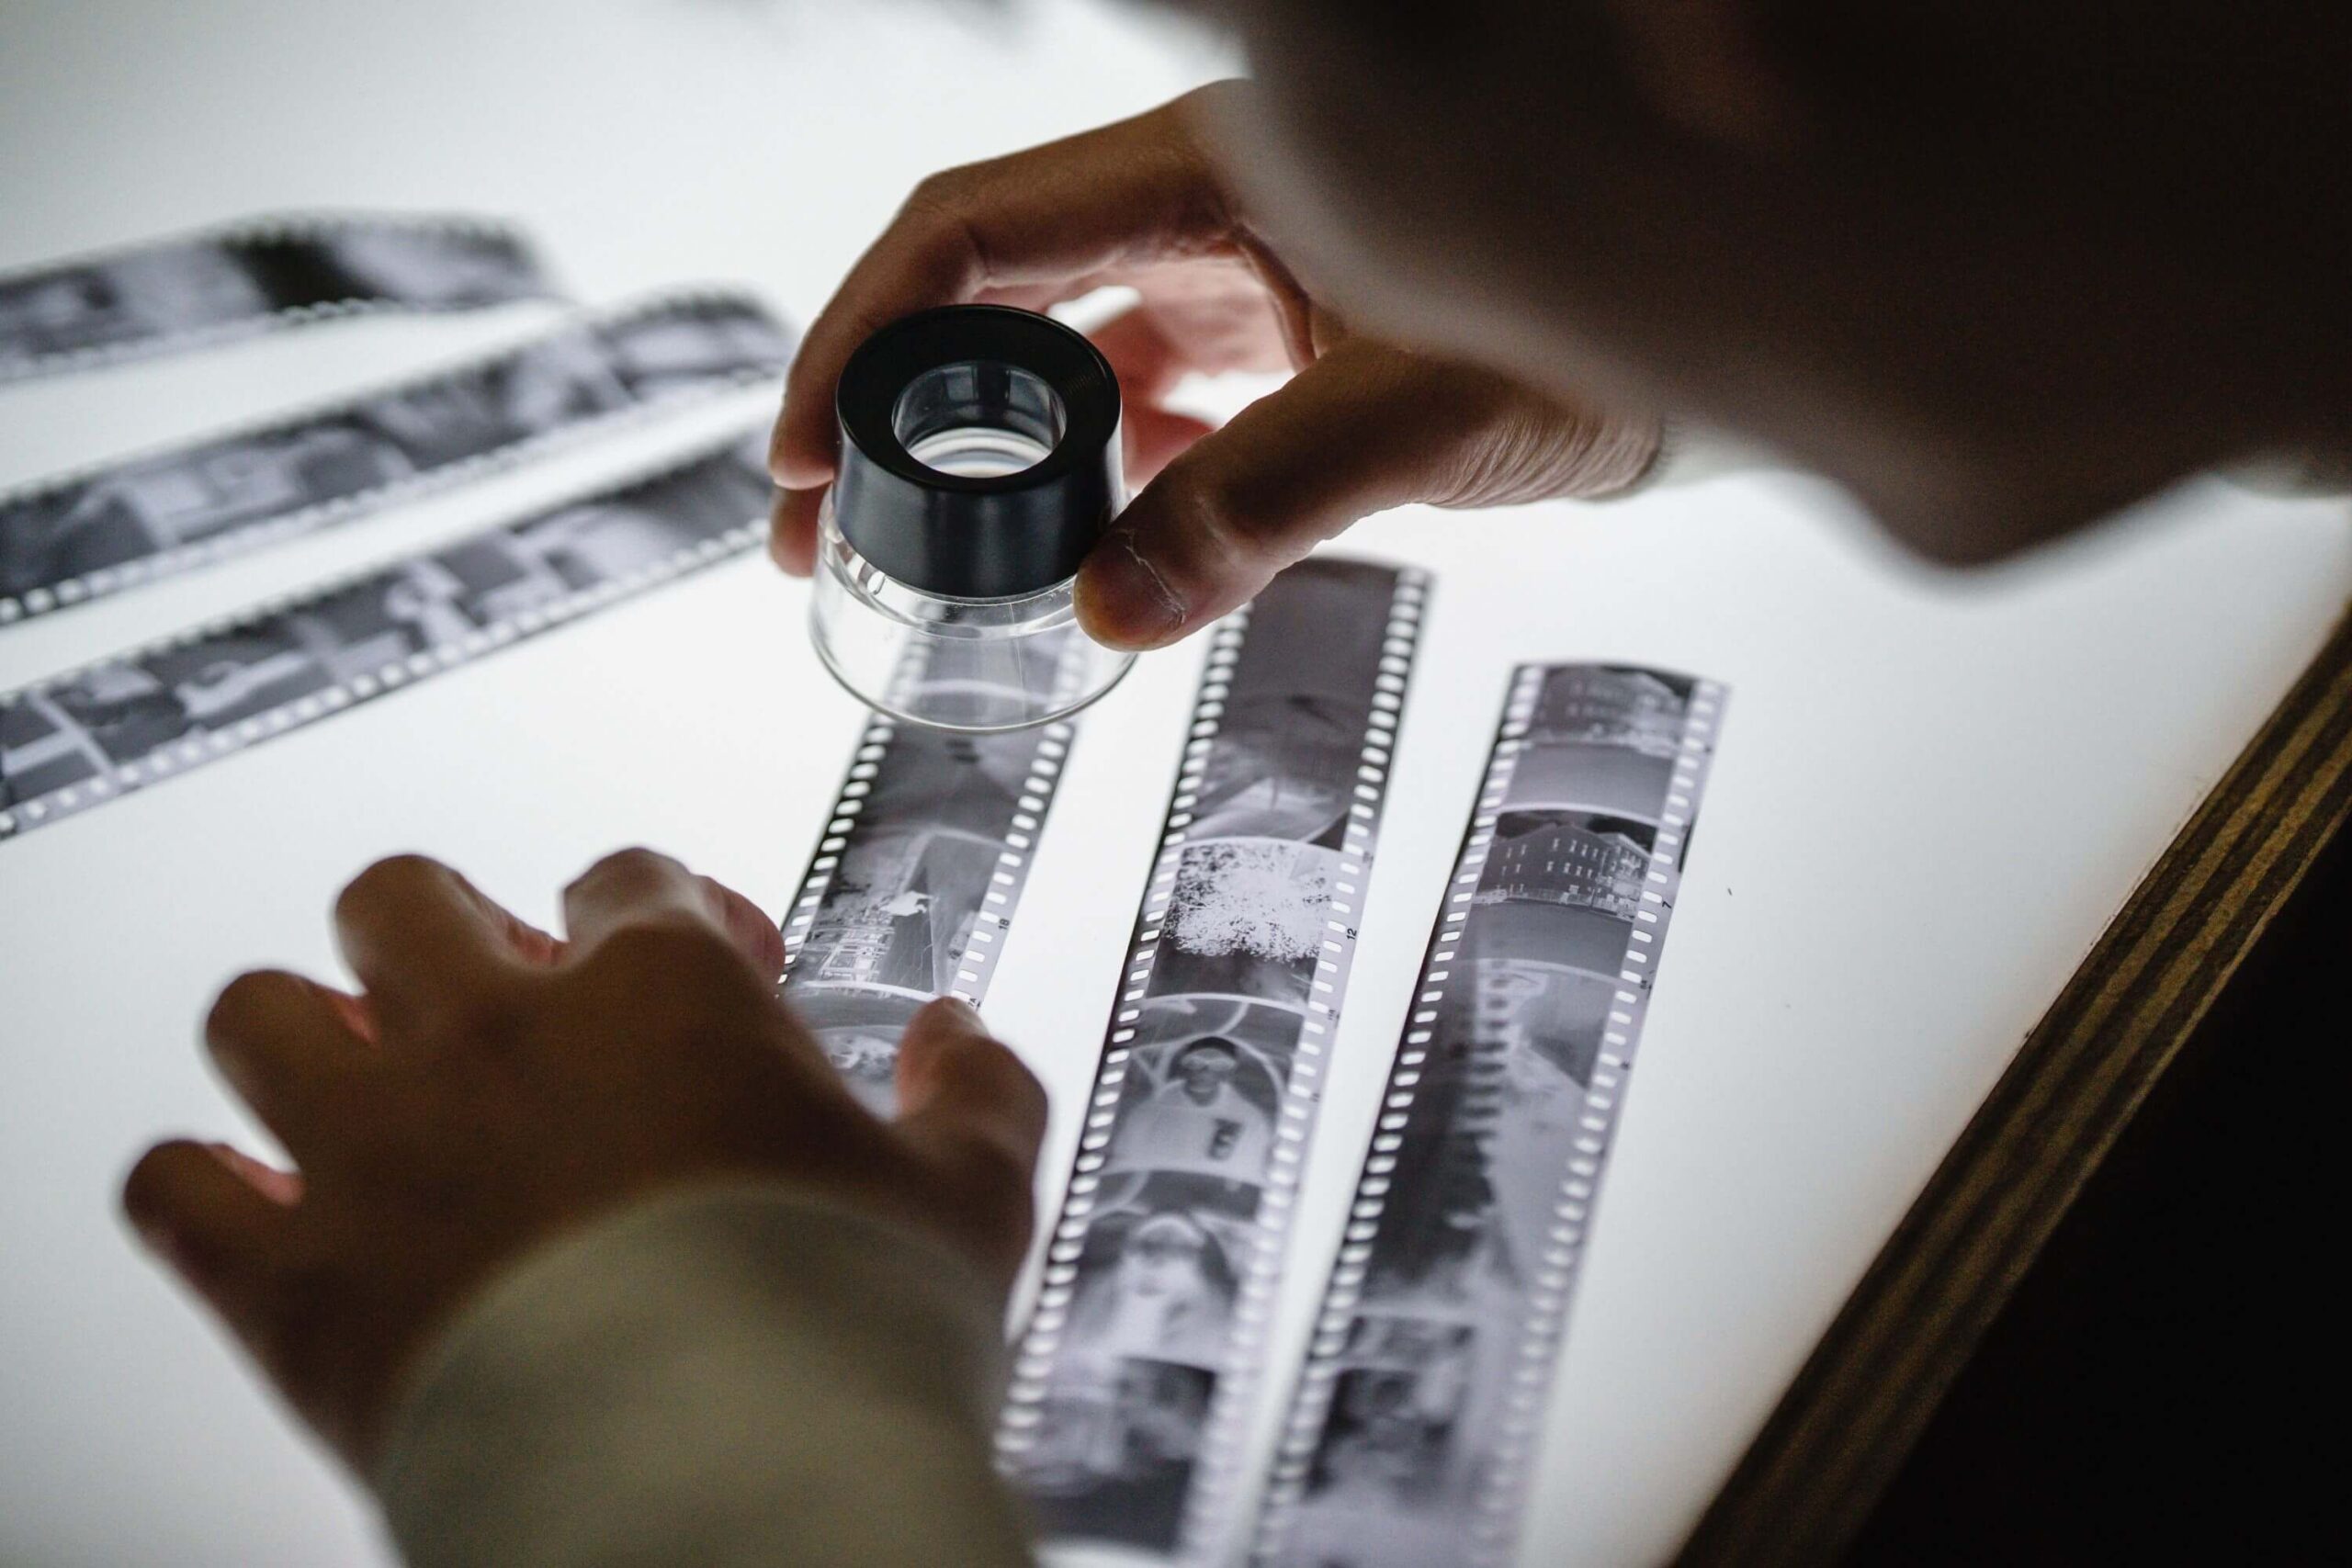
[770,84,1250,489]
[332,855,529,1037]
[560,848,788,982]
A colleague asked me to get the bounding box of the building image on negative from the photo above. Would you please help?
[1478,817,1648,920]
[1528,667,1686,758]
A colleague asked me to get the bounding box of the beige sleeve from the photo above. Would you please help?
[374,1186,1035,1568]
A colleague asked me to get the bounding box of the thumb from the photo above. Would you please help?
[1074,338,1659,649]
[893,998,1047,1283]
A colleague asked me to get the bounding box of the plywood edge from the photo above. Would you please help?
[1676,606,2352,1567]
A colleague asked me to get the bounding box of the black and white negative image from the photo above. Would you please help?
[1288,1313,1487,1565]
[1468,807,1654,1007]
[1280,992,1602,1551]
[1,295,791,614]
[780,721,1060,1113]
[1269,662,1715,1568]
[1147,837,1341,1008]
[0,445,771,839]
[1183,558,1396,847]
[1004,557,1416,1552]
[1502,663,1692,825]
[1102,997,1307,1183]
[0,219,548,375]
[1017,1169,1259,1549]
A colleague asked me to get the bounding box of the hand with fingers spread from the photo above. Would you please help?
[769,81,1662,652]
[121,848,1046,1481]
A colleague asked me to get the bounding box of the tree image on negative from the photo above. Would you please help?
[1163,840,1330,962]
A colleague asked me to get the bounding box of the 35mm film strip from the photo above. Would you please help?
[0,213,555,383]
[994,557,1429,1559]
[778,658,1080,1115]
[0,434,773,842]
[1,291,793,623]
[1251,663,1726,1568]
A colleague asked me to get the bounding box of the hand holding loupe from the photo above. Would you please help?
[809,305,1134,732]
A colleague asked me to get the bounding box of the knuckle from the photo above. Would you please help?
[584,920,750,999]
[1441,379,1660,506]
[1410,373,1538,504]
[120,1140,196,1225]
[902,168,956,209]
[204,969,292,1049]
[903,165,978,220]
[896,177,989,287]
[1588,410,1668,495]
[567,845,680,899]
[335,852,445,925]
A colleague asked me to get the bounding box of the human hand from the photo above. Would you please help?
[120,849,1046,1472]
[769,82,1662,651]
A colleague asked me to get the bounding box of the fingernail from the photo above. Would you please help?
[1076,532,1185,650]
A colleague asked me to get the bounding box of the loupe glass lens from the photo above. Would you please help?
[810,313,1133,733]
[810,491,1131,731]
[894,361,1065,478]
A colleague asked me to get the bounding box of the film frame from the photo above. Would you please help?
[0,212,555,384]
[776,684,1080,1116]
[1250,662,1727,1568]
[0,433,773,842]
[992,556,1430,1559]
[0,290,794,624]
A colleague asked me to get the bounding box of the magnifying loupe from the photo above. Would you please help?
[808,305,1134,731]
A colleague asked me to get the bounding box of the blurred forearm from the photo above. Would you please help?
[378,1187,1035,1568]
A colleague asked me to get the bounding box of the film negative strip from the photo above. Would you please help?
[2,291,790,620]
[776,649,1084,1116]
[1,292,793,624]
[0,213,554,384]
[994,557,1430,1558]
[0,433,772,843]
[1250,663,1727,1568]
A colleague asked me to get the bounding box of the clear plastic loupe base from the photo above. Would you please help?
[808,493,1133,733]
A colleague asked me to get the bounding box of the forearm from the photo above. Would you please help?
[376,1186,1035,1568]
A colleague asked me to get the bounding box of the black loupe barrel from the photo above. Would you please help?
[831,305,1124,600]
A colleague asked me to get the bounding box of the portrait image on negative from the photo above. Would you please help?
[1105,998,1306,1183]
